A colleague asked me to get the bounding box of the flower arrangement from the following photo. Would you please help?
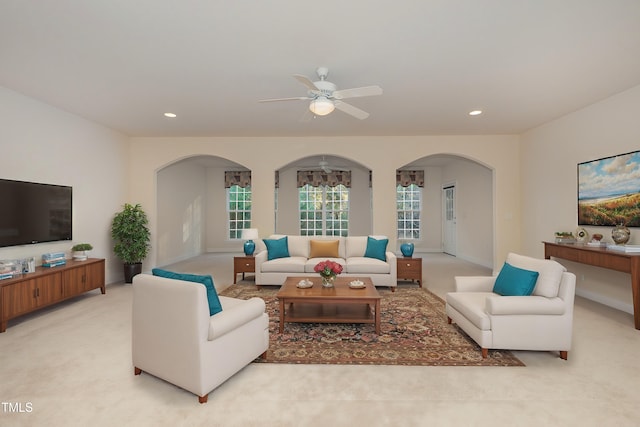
[314,259,343,287]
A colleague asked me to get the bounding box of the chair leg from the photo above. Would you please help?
[559,351,568,360]
[481,348,488,358]
[260,350,267,359]
[134,367,142,375]
[198,394,208,404]
[390,287,396,292]
[447,317,452,324]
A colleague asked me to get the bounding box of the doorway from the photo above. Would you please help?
[443,184,456,255]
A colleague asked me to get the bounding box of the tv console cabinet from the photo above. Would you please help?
[0,258,105,332]
[543,242,640,330]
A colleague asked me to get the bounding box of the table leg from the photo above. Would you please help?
[279,299,285,333]
[374,299,381,334]
[631,258,640,330]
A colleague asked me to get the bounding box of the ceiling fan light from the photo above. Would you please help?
[309,97,335,116]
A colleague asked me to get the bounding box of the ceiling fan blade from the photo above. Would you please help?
[332,85,383,100]
[293,74,320,91]
[334,100,370,120]
[258,96,309,103]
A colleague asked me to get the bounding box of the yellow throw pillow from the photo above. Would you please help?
[309,240,340,258]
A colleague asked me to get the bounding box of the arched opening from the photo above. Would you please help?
[274,155,372,236]
[398,154,493,268]
[156,155,249,266]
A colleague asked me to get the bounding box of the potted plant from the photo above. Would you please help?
[71,243,93,261]
[111,203,151,283]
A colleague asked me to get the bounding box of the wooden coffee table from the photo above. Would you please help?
[276,276,382,334]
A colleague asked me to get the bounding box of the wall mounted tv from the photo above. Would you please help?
[0,179,72,248]
[578,150,640,227]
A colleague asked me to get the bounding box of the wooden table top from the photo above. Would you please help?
[277,276,381,300]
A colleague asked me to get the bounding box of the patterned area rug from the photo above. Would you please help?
[219,285,524,367]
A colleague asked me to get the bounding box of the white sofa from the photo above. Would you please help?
[255,235,397,289]
[445,253,576,360]
[132,274,269,403]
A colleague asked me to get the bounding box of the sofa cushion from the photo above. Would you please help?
[305,257,346,273]
[208,296,266,340]
[263,236,290,260]
[151,268,223,315]
[261,256,307,273]
[309,240,340,258]
[493,262,539,296]
[364,236,388,261]
[287,235,309,258]
[345,236,367,258]
[506,253,566,298]
[446,292,492,330]
[346,257,390,274]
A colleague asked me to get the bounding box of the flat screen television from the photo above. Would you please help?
[0,179,72,247]
[578,150,640,227]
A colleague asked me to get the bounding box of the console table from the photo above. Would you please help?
[0,258,105,332]
[543,242,640,330]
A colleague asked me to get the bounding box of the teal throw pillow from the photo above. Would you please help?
[364,236,388,261]
[492,262,539,296]
[152,268,223,315]
[263,236,290,260]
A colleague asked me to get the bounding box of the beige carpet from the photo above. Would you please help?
[221,284,523,366]
[2,253,640,427]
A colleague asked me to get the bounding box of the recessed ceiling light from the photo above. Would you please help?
[469,110,482,116]
[164,112,177,118]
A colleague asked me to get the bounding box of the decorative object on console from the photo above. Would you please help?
[575,228,589,243]
[42,252,66,268]
[554,232,576,244]
[71,243,93,261]
[111,203,151,283]
[0,260,21,280]
[241,228,259,256]
[612,222,631,245]
[314,259,343,288]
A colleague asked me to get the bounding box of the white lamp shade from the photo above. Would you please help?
[309,96,335,116]
[241,228,259,240]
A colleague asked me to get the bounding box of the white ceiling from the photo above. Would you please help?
[2,1,640,138]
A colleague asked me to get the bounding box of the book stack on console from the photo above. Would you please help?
[607,244,640,253]
[0,260,21,280]
[42,252,67,268]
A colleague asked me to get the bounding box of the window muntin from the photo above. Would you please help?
[397,184,421,239]
[299,184,349,236]
[228,185,252,239]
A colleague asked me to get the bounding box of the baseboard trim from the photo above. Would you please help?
[576,288,634,315]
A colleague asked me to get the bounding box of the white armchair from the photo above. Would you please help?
[445,253,576,360]
[132,274,269,403]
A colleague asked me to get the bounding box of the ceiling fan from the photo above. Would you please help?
[300,156,346,173]
[258,67,383,120]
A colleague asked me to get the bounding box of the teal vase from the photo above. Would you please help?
[400,242,414,257]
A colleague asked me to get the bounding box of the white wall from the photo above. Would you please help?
[156,160,207,266]
[0,87,129,284]
[442,159,494,267]
[129,135,521,273]
[521,84,640,314]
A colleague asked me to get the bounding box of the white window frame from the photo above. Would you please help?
[397,184,421,240]
[227,185,252,240]
[299,184,349,236]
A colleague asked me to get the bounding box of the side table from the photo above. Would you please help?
[233,256,255,284]
[397,257,422,287]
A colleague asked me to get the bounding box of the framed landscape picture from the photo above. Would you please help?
[578,150,640,227]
